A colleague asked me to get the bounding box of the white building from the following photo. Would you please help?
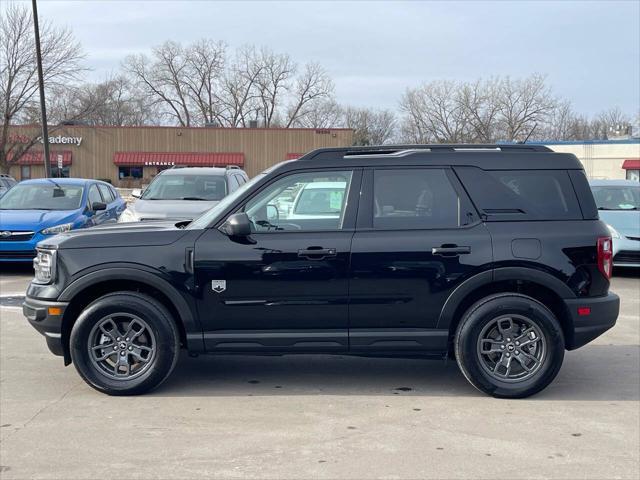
[536,139,640,181]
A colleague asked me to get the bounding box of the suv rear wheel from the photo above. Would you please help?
[454,293,565,398]
[69,292,180,395]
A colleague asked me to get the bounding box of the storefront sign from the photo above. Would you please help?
[144,161,175,166]
[8,133,83,147]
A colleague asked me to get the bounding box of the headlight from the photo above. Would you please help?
[33,249,56,284]
[41,223,73,235]
[607,224,621,239]
[118,208,139,223]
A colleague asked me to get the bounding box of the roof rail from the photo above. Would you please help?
[225,165,241,170]
[299,144,552,161]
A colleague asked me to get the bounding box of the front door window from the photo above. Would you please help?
[244,170,353,232]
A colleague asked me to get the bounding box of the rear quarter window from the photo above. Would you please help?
[454,167,582,221]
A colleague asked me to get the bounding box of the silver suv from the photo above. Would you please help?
[119,166,248,222]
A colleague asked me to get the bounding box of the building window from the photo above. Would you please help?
[20,165,31,180]
[51,166,70,178]
[118,166,143,179]
[626,169,639,182]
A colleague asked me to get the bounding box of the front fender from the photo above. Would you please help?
[59,265,204,352]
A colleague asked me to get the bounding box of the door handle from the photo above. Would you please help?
[298,247,337,260]
[431,245,471,256]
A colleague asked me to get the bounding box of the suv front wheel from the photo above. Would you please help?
[454,293,565,398]
[70,292,180,395]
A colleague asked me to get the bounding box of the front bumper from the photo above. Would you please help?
[0,234,45,262]
[564,292,620,350]
[22,296,69,357]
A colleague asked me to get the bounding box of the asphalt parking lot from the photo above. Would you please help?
[0,266,638,480]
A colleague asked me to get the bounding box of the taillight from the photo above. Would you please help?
[597,237,613,279]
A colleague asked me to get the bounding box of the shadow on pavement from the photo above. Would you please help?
[154,344,639,401]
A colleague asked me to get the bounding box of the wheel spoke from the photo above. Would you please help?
[123,319,146,341]
[130,345,153,363]
[94,347,117,362]
[480,339,503,354]
[114,352,131,376]
[99,318,119,341]
[496,317,515,339]
[493,354,513,377]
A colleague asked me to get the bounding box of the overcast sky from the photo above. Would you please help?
[25,0,640,116]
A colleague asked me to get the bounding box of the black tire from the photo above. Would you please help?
[454,293,565,399]
[70,291,180,396]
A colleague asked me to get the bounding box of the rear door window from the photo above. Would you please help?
[372,168,469,230]
[98,184,114,203]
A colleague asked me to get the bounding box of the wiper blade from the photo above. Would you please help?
[181,197,207,201]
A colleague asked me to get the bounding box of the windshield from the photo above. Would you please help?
[141,174,227,201]
[0,183,84,210]
[187,173,266,230]
[591,185,640,210]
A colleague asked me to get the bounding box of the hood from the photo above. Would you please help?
[0,209,81,232]
[598,210,640,237]
[131,199,219,220]
[39,220,188,250]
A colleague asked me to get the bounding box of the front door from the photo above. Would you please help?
[349,167,492,353]
[194,168,361,353]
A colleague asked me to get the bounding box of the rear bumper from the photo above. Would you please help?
[564,292,620,350]
[22,296,68,357]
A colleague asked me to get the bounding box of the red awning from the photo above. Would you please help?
[622,159,640,170]
[113,152,244,167]
[10,150,72,166]
[286,153,304,160]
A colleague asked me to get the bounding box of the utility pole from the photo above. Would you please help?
[32,0,51,177]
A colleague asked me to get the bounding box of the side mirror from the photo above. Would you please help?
[91,202,107,212]
[220,212,252,237]
[131,188,142,198]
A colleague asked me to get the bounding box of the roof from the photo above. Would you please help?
[159,167,230,176]
[113,151,244,167]
[589,179,640,187]
[19,178,97,186]
[528,139,640,146]
[292,144,583,170]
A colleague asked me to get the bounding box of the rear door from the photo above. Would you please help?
[348,167,493,353]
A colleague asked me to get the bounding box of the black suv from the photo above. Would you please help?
[23,145,620,398]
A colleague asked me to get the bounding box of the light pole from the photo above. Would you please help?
[31,0,51,178]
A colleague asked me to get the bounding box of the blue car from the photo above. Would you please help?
[0,178,126,262]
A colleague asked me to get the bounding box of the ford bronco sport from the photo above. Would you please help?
[23,144,620,398]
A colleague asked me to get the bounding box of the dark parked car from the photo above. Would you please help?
[23,145,619,398]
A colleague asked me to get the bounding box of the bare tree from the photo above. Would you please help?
[399,81,471,143]
[457,78,501,142]
[285,63,333,127]
[343,106,396,145]
[597,107,632,137]
[255,48,294,127]
[183,39,226,125]
[124,41,193,126]
[0,3,85,173]
[292,99,343,128]
[219,45,265,127]
[496,73,556,141]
